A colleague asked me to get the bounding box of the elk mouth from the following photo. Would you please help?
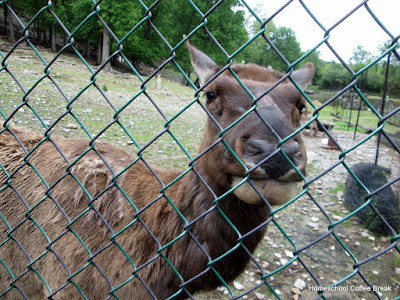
[231,176,300,206]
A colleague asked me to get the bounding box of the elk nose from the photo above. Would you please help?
[232,105,306,182]
[244,137,305,181]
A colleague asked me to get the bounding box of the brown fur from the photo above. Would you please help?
[0,41,313,299]
[300,110,319,137]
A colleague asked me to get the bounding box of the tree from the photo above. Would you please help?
[318,61,350,90]
[378,41,400,95]
[241,20,304,72]
[349,45,371,65]
[154,0,248,71]
[6,0,15,43]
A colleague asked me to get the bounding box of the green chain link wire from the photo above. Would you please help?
[0,0,399,299]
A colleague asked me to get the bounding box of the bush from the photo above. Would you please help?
[318,68,350,90]
[344,163,400,235]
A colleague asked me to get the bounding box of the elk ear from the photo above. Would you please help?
[184,36,218,86]
[291,62,314,89]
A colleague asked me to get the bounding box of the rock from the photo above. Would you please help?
[284,249,294,258]
[233,281,244,291]
[67,123,79,129]
[255,292,265,299]
[361,231,370,238]
[280,258,288,266]
[274,253,282,259]
[262,261,270,269]
[311,217,319,222]
[332,215,342,221]
[217,286,228,294]
[330,246,335,251]
[395,268,400,275]
[368,236,376,241]
[307,222,319,229]
[294,278,306,290]
[291,287,301,294]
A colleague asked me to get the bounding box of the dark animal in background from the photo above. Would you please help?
[344,163,400,235]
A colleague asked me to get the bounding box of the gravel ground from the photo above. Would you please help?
[199,130,400,300]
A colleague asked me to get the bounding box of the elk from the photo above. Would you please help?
[0,40,313,299]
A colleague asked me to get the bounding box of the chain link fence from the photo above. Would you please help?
[0,0,399,299]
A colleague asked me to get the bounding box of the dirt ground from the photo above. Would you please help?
[198,130,400,300]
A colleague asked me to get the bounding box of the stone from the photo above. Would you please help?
[307,222,319,229]
[284,249,294,258]
[291,287,301,294]
[67,123,79,129]
[294,278,306,290]
[361,232,370,238]
[255,292,265,299]
[311,217,319,222]
[233,281,244,291]
[280,258,288,266]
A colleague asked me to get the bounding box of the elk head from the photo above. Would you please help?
[185,39,313,206]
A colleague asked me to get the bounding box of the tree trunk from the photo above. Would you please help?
[35,20,41,45]
[96,34,102,65]
[51,23,57,51]
[7,1,15,43]
[51,0,57,51]
[101,28,111,70]
[43,29,47,47]
[84,29,92,59]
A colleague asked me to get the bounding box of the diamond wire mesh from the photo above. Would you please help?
[0,0,399,299]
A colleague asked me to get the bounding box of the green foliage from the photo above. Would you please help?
[241,21,304,71]
[318,62,350,90]
[6,0,398,97]
[6,0,248,69]
[349,45,372,65]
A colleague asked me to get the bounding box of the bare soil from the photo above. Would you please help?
[199,131,400,300]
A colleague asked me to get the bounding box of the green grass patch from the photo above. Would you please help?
[329,183,346,195]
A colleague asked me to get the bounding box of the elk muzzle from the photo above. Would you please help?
[228,105,306,206]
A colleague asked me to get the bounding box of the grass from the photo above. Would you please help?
[329,183,346,195]
[307,90,400,135]
[0,46,205,170]
[1,45,399,172]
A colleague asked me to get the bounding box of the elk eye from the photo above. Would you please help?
[205,92,217,104]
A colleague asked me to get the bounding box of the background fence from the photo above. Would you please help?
[0,0,399,299]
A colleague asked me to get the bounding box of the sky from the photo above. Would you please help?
[242,0,400,62]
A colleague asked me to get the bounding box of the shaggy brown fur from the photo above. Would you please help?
[0,41,313,299]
